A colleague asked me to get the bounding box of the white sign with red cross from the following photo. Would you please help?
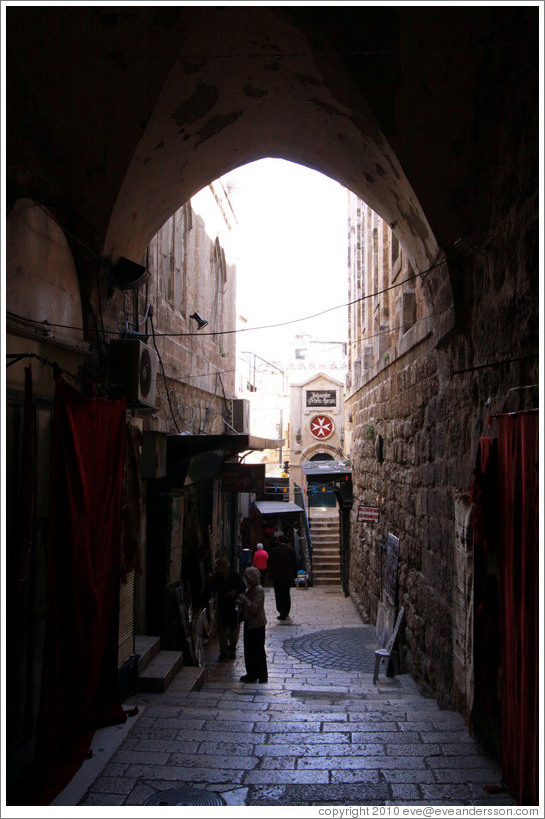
[309,415,334,439]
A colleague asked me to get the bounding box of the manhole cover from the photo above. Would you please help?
[144,787,226,806]
[283,626,378,672]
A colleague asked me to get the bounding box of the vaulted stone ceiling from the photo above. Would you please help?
[6,5,538,322]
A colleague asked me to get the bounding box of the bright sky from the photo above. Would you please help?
[202,158,349,362]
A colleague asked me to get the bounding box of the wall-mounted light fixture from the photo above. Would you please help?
[190,311,209,330]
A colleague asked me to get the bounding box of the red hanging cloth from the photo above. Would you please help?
[497,410,539,806]
[31,378,128,805]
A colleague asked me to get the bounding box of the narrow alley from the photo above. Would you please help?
[57,588,517,810]
[6,7,539,811]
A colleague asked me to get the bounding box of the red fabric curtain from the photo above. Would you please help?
[470,436,502,757]
[497,410,539,806]
[31,379,127,805]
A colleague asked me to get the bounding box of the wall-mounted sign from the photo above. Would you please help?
[306,389,337,408]
[222,463,265,493]
[357,505,380,523]
[309,415,335,439]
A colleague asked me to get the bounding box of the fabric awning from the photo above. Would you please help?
[301,459,351,476]
[168,432,283,459]
[165,433,283,489]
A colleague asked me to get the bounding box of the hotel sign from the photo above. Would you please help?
[306,390,336,408]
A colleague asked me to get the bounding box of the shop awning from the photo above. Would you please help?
[301,459,351,476]
[168,432,284,459]
[254,501,303,515]
[165,432,284,489]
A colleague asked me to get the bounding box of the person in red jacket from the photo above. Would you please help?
[252,542,269,587]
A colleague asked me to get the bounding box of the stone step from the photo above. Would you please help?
[312,566,340,578]
[134,635,161,673]
[310,529,339,540]
[137,649,184,693]
[312,544,340,552]
[312,579,341,587]
[312,552,341,566]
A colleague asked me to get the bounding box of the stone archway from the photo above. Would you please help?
[101,7,450,335]
[6,8,539,796]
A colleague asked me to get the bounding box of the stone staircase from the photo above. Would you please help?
[309,515,341,586]
[135,635,185,693]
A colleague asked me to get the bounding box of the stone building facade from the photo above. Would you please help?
[144,193,237,436]
[345,190,538,731]
[5,185,242,793]
[289,373,346,495]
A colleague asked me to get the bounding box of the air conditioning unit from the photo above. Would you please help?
[231,398,250,434]
[107,339,158,409]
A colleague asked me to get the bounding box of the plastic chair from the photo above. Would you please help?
[295,570,308,589]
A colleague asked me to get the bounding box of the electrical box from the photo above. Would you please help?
[231,398,250,434]
[107,339,158,410]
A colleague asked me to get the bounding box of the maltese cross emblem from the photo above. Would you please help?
[309,415,334,439]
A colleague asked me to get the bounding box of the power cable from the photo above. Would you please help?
[149,314,181,433]
[4,256,447,341]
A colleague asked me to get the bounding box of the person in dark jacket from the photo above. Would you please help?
[267,535,298,620]
[209,556,245,660]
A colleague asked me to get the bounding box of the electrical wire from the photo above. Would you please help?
[4,256,447,341]
[153,261,444,337]
[9,195,107,359]
[149,314,181,433]
[6,352,81,386]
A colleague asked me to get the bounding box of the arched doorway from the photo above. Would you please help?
[307,453,336,509]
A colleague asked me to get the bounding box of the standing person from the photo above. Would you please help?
[239,545,252,577]
[252,542,269,587]
[238,566,268,683]
[267,535,298,621]
[209,556,245,660]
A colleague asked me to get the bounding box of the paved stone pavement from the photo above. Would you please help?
[60,587,517,809]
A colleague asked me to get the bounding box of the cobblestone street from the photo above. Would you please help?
[57,587,517,809]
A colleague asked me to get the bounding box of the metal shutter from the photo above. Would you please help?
[118,571,135,667]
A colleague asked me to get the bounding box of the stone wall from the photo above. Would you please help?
[346,248,538,711]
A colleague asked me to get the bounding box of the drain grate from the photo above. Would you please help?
[144,787,226,806]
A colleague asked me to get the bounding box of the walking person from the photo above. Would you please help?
[209,556,245,660]
[252,542,269,587]
[238,566,268,683]
[267,535,298,621]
